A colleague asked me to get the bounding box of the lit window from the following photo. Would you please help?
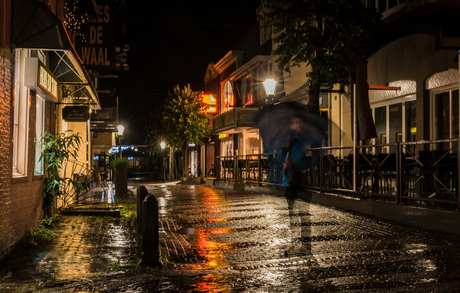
[222,81,234,112]
[13,49,30,177]
[200,94,217,113]
[34,95,45,175]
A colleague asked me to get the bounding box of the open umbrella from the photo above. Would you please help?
[253,102,327,153]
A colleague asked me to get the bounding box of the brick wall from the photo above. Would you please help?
[0,47,14,260]
[0,50,46,261]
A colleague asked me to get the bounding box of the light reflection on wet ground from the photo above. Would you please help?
[2,183,460,291]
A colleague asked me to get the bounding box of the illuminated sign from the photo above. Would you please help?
[200,94,217,113]
[25,58,59,102]
[38,65,58,100]
[63,106,89,122]
[218,133,229,139]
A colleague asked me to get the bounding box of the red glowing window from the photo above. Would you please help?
[200,94,217,113]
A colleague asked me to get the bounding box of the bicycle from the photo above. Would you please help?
[207,164,216,177]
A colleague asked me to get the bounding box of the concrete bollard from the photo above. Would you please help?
[141,194,163,267]
[137,186,148,234]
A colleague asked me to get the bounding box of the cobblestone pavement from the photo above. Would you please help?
[2,182,460,292]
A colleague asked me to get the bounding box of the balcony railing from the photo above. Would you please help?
[213,138,459,211]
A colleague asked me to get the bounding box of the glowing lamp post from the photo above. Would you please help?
[263,78,277,103]
[117,125,124,158]
[160,141,166,181]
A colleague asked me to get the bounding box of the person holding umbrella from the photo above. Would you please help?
[253,101,327,207]
[277,116,313,209]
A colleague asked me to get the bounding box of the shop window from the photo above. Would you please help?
[434,92,450,140]
[432,89,459,150]
[389,103,402,143]
[13,49,30,177]
[34,95,45,175]
[374,106,386,145]
[405,100,416,142]
[372,95,416,152]
[221,139,233,157]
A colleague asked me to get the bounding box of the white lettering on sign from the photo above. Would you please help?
[39,66,58,100]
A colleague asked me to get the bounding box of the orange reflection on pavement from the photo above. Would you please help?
[195,274,231,292]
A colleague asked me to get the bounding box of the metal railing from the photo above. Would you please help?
[213,138,459,211]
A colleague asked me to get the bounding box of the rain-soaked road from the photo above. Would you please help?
[2,182,460,292]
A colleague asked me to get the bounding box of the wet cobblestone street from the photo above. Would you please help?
[2,182,460,292]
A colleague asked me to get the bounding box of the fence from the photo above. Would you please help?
[214,139,459,211]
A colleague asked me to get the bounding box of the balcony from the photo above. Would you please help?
[212,107,259,133]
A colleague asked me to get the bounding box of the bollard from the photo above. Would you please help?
[141,194,164,267]
[137,186,148,234]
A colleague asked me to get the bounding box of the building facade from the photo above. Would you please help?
[0,0,100,261]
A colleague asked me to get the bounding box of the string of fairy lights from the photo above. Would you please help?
[63,0,87,43]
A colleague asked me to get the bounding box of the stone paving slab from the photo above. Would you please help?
[2,183,460,292]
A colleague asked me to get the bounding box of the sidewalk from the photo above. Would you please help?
[2,182,460,292]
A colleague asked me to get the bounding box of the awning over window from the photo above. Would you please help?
[12,0,100,109]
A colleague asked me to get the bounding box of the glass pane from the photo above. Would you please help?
[222,81,234,112]
[389,103,402,143]
[375,106,386,144]
[35,96,45,175]
[405,100,416,142]
[434,92,450,140]
[452,90,459,139]
[239,79,247,106]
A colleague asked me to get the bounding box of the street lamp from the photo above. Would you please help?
[160,141,166,181]
[117,125,124,158]
[263,78,277,103]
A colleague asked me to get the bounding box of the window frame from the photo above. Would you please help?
[12,49,30,178]
[430,86,459,142]
[34,94,45,176]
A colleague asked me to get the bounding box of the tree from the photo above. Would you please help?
[145,109,165,155]
[162,84,212,177]
[259,0,380,113]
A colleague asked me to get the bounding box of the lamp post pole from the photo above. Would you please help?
[160,141,166,182]
[117,125,124,159]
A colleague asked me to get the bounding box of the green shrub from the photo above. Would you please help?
[29,216,57,246]
[111,158,129,171]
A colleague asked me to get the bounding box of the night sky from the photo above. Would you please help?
[100,1,260,144]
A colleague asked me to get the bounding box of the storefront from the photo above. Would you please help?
[1,0,100,262]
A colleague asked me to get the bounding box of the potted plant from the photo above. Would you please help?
[40,132,90,216]
[111,158,129,196]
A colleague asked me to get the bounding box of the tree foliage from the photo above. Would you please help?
[259,0,380,112]
[145,109,165,155]
[162,84,211,150]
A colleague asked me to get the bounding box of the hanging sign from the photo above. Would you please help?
[63,106,89,122]
[25,58,59,102]
[76,0,116,70]
[38,65,58,100]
